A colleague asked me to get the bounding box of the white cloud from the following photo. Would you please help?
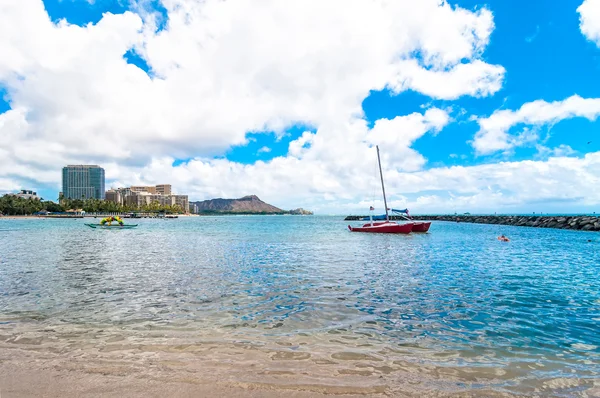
[579,0,600,46]
[536,144,576,158]
[389,60,504,100]
[0,0,501,159]
[257,146,271,154]
[3,0,595,214]
[473,95,600,154]
[101,150,600,214]
[367,108,450,171]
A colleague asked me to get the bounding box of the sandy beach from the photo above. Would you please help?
[0,341,515,398]
[0,364,379,398]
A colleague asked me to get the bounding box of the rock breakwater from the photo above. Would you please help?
[344,215,600,231]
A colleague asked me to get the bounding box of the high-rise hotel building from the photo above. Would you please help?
[62,165,105,200]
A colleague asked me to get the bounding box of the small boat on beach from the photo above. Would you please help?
[348,146,414,234]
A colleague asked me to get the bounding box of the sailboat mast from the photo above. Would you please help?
[376,145,389,222]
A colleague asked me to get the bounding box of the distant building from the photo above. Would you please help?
[156,184,171,195]
[129,185,172,195]
[104,184,187,213]
[12,190,40,200]
[62,165,105,200]
[172,194,189,213]
[124,191,189,213]
[117,187,131,201]
[124,192,154,207]
[105,189,121,204]
[130,186,156,194]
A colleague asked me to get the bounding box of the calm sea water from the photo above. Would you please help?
[1,216,599,396]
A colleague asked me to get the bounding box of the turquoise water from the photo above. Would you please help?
[1,216,599,396]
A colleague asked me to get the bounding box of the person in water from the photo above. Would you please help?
[498,234,510,242]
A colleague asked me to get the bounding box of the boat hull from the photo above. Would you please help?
[411,221,431,233]
[85,224,138,229]
[348,222,413,234]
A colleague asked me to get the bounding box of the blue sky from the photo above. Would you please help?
[1,0,600,212]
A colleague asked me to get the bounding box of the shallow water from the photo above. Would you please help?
[1,216,599,396]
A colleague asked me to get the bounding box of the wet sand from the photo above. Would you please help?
[0,324,520,398]
[0,353,516,398]
[0,363,376,398]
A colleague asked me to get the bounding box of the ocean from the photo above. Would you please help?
[1,216,599,396]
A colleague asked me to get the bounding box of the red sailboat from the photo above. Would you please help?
[391,208,431,233]
[348,146,414,234]
[411,221,431,233]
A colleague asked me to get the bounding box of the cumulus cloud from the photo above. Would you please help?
[257,146,271,154]
[473,95,600,154]
[102,150,600,214]
[1,0,503,160]
[578,0,600,46]
[3,0,593,214]
[0,0,503,199]
[389,60,505,100]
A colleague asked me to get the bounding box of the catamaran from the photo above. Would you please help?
[359,208,431,233]
[348,146,415,234]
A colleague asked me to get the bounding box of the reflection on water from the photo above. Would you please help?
[1,216,600,396]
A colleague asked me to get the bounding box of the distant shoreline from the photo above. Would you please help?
[0,213,312,219]
[0,215,45,220]
[194,212,311,216]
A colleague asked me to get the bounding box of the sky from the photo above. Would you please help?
[1,0,600,214]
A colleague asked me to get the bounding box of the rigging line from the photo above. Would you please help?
[369,146,378,207]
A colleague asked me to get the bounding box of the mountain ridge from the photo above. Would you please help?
[190,195,287,214]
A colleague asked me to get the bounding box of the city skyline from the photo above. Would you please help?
[1,0,600,215]
[105,184,189,213]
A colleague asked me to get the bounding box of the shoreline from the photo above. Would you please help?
[0,329,519,398]
[0,213,310,219]
[0,215,46,220]
[0,363,384,398]
[0,214,197,220]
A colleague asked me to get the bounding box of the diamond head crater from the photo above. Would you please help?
[190,195,313,215]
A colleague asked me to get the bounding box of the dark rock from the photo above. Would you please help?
[288,208,314,215]
[343,215,599,232]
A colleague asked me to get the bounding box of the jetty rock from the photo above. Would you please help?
[344,214,600,232]
[288,208,313,215]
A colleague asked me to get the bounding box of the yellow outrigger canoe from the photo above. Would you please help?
[85,223,138,229]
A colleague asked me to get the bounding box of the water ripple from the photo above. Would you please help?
[1,216,599,395]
